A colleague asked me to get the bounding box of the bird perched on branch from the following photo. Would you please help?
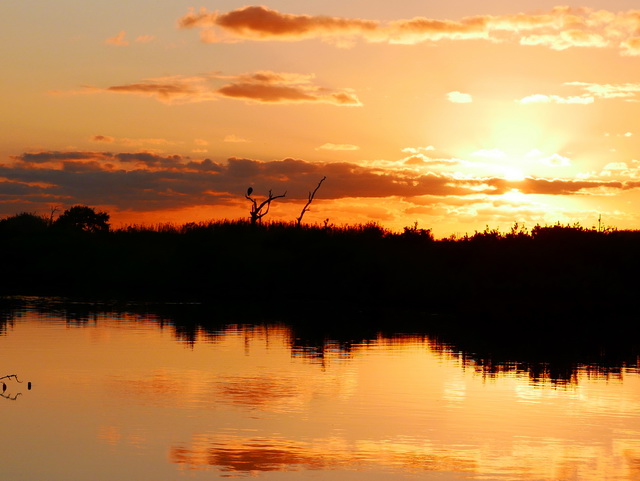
[247,187,253,196]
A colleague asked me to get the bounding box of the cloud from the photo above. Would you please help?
[82,71,361,106]
[90,135,179,148]
[519,30,608,50]
[217,83,358,105]
[446,91,472,103]
[515,177,624,195]
[516,94,594,104]
[3,150,637,220]
[603,162,628,171]
[178,6,640,56]
[216,71,361,105]
[471,148,507,159]
[621,37,640,56]
[135,35,155,44]
[565,81,640,101]
[402,146,435,154]
[316,143,360,151]
[517,81,640,105]
[224,134,250,143]
[539,153,571,167]
[595,161,640,179]
[104,80,210,103]
[178,5,380,43]
[387,16,488,44]
[402,155,459,167]
[105,31,129,46]
[105,32,155,46]
[92,135,115,143]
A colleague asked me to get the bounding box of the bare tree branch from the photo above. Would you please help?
[296,176,326,227]
[245,188,287,225]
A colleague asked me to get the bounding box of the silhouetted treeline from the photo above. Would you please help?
[2,210,640,323]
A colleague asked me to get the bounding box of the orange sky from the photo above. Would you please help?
[2,1,640,236]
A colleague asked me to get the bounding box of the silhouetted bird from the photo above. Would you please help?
[247,187,253,196]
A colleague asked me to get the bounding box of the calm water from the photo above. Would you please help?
[1,300,640,481]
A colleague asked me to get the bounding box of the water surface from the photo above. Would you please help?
[1,300,639,480]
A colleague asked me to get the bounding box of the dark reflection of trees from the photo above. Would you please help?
[1,296,639,384]
[0,296,110,327]
[150,302,640,384]
[425,306,640,384]
[0,309,15,335]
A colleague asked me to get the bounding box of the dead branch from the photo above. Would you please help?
[245,188,287,225]
[296,176,326,227]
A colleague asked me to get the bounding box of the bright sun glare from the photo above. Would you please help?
[501,164,526,181]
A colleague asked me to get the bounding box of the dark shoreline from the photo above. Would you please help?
[3,219,640,306]
[4,217,640,383]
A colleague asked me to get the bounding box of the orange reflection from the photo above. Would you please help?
[3,301,640,481]
[171,435,329,473]
[169,434,479,475]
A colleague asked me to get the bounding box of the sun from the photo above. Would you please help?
[462,105,572,180]
[501,188,527,203]
[501,164,526,181]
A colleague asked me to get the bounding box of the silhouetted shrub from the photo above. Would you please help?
[53,205,110,233]
[0,212,48,235]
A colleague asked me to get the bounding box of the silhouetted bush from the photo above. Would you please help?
[0,212,48,235]
[53,205,110,233]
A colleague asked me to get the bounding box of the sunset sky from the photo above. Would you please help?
[2,1,640,236]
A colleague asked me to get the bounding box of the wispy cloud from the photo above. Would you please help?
[216,71,361,105]
[566,81,640,101]
[105,31,129,46]
[446,91,472,103]
[472,148,507,159]
[516,94,594,104]
[79,71,361,106]
[519,30,608,51]
[224,134,250,143]
[105,31,155,46]
[90,135,179,147]
[402,146,436,154]
[621,37,640,56]
[538,152,572,167]
[316,143,360,151]
[92,135,115,143]
[178,6,640,56]
[517,81,640,105]
[135,35,156,44]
